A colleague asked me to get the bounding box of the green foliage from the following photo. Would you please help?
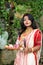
[13,17,21,29]
[0,0,43,44]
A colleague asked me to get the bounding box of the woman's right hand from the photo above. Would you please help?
[5,45,9,49]
[5,44,14,50]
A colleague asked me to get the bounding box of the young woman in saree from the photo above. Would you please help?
[5,13,42,65]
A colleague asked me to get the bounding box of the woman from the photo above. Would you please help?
[5,13,42,65]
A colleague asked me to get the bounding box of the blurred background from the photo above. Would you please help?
[0,0,43,65]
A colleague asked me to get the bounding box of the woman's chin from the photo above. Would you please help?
[26,24,32,27]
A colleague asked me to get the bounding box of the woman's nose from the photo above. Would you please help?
[26,20,28,22]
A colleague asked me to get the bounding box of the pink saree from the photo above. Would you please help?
[14,29,42,65]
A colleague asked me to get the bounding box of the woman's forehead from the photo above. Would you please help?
[24,16,29,19]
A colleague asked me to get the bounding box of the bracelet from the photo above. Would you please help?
[20,47,23,51]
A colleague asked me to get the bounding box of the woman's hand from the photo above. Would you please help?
[5,45,9,49]
[5,44,20,50]
[5,44,14,50]
[24,47,28,54]
[24,47,32,54]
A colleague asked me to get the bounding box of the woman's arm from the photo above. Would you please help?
[5,36,20,50]
[32,30,42,52]
[29,30,42,53]
[24,30,42,53]
[31,45,41,52]
[5,44,20,50]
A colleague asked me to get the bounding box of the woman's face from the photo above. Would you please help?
[24,16,32,27]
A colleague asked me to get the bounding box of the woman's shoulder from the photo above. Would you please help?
[34,29,42,37]
[34,29,42,33]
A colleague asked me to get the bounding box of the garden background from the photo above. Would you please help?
[0,0,43,65]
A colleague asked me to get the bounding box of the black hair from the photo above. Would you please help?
[19,13,38,36]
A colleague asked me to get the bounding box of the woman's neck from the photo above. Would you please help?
[25,27,33,32]
[21,27,33,37]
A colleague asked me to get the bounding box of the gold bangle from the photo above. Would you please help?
[20,47,23,51]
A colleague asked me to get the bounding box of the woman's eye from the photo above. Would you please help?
[24,19,26,21]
